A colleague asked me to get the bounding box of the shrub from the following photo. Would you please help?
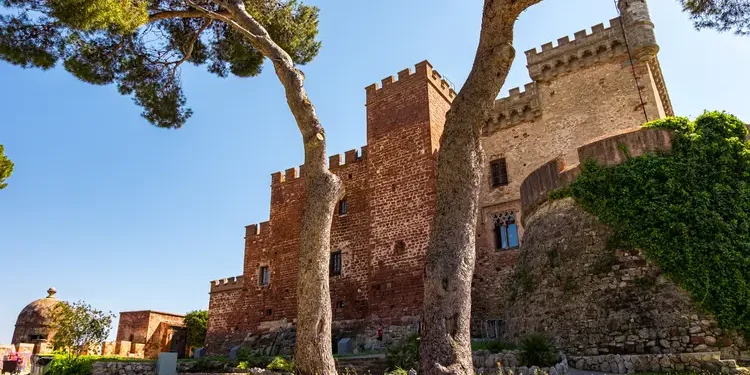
[386,366,410,375]
[555,112,750,337]
[519,333,558,367]
[471,339,516,352]
[235,348,274,368]
[266,356,295,372]
[46,356,95,375]
[386,334,420,371]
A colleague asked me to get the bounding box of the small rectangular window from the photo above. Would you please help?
[259,266,270,286]
[338,200,348,215]
[330,250,342,276]
[266,309,273,316]
[490,159,509,187]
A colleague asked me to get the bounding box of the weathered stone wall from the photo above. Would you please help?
[117,311,151,343]
[472,350,570,375]
[569,352,749,375]
[115,311,185,359]
[503,198,747,359]
[92,362,156,375]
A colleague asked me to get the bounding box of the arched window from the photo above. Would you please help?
[493,211,519,250]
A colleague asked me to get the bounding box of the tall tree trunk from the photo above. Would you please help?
[420,2,542,375]
[217,2,342,374]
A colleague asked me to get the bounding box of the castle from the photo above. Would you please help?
[205,0,675,354]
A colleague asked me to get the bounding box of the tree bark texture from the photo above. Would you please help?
[420,1,542,375]
[195,1,343,374]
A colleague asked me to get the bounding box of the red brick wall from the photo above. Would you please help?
[364,61,452,323]
[206,287,245,351]
[205,61,454,350]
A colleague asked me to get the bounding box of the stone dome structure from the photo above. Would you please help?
[12,288,60,345]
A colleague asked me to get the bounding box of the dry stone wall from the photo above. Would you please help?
[503,198,747,360]
[472,350,569,375]
[568,352,749,375]
[92,362,156,375]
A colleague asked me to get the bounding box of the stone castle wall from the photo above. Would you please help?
[499,127,748,365]
[206,0,682,355]
[206,61,454,354]
[115,311,185,359]
[473,5,672,331]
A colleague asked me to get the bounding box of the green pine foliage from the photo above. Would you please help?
[48,0,148,33]
[679,0,750,35]
[0,144,13,190]
[555,111,750,337]
[0,0,322,128]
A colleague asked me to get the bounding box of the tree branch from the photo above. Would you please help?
[148,9,229,23]
[215,0,324,144]
[170,19,213,78]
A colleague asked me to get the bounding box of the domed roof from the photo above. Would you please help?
[15,288,59,329]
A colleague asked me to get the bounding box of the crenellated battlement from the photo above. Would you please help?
[485,82,542,134]
[525,18,628,81]
[520,127,674,225]
[365,60,457,104]
[245,221,271,238]
[271,146,368,186]
[210,275,245,294]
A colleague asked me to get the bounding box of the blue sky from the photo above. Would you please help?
[1,0,748,343]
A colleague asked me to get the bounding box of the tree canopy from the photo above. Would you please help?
[184,309,208,349]
[0,145,14,190]
[679,0,750,35]
[0,0,321,128]
[50,300,115,357]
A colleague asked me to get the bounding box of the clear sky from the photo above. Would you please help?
[1,0,749,343]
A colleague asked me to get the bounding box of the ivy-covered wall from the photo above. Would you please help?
[557,112,750,338]
[505,112,749,360]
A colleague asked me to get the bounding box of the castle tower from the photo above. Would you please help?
[364,61,455,326]
[618,0,659,61]
[471,0,673,336]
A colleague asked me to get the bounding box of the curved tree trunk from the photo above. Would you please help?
[420,2,542,375]
[217,2,343,374]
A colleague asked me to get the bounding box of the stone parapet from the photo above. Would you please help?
[209,276,244,294]
[365,60,457,104]
[486,83,542,133]
[525,19,627,82]
[520,127,673,225]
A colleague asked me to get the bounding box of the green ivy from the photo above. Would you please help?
[554,111,750,337]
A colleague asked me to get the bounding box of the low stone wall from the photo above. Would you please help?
[92,362,156,375]
[472,350,569,375]
[569,352,750,375]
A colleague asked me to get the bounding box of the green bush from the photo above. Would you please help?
[266,356,295,372]
[554,112,750,337]
[235,348,274,368]
[47,356,95,375]
[386,366,410,375]
[518,333,559,367]
[386,334,420,371]
[471,339,516,352]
